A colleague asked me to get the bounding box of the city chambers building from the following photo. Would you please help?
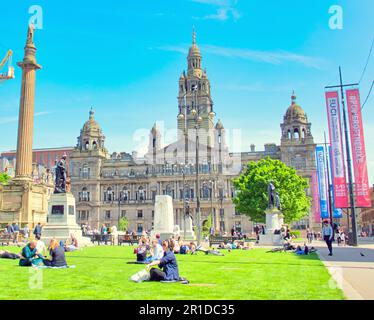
[69,32,317,234]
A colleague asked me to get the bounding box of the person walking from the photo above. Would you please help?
[322,220,334,256]
[12,223,20,244]
[306,228,313,244]
[6,223,14,237]
[33,223,43,240]
[23,225,29,241]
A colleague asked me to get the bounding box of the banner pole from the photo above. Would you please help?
[324,132,334,228]
[339,66,358,246]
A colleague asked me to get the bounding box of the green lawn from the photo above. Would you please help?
[0,245,345,300]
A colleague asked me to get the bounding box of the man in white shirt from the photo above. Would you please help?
[36,239,48,257]
[322,220,334,256]
[150,239,164,261]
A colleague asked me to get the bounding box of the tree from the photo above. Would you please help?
[0,173,10,185]
[119,217,129,232]
[202,214,213,237]
[233,157,311,224]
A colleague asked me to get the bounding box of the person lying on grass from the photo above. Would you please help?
[43,239,67,267]
[19,240,44,267]
[146,240,180,282]
[179,241,189,254]
[0,250,21,260]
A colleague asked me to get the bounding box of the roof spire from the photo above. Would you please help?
[192,26,196,45]
[291,90,297,105]
[89,107,94,119]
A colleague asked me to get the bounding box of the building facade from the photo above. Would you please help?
[69,32,317,234]
[0,147,74,178]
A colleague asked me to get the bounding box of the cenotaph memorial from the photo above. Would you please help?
[151,195,175,241]
[151,195,196,241]
[259,181,284,246]
[0,25,53,228]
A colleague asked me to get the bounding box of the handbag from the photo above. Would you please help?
[130,269,150,283]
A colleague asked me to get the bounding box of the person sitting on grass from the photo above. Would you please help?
[294,244,309,255]
[43,239,67,267]
[136,238,150,263]
[146,240,180,282]
[36,239,48,257]
[189,242,197,254]
[179,241,189,254]
[64,234,79,252]
[295,245,304,255]
[0,250,21,260]
[145,239,164,262]
[19,240,44,267]
[172,239,180,254]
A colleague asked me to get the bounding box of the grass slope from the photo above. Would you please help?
[0,246,344,300]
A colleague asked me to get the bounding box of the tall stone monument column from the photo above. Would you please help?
[15,24,41,179]
[0,25,51,230]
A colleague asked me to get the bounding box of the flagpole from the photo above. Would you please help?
[323,132,334,229]
[324,67,359,246]
[338,66,358,246]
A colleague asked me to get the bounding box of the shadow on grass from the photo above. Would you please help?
[65,253,327,268]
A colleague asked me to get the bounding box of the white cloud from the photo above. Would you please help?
[155,44,326,69]
[190,0,241,21]
[0,111,52,125]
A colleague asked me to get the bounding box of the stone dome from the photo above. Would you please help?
[284,92,307,122]
[83,109,101,133]
[188,44,201,57]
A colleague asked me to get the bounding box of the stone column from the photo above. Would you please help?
[15,25,41,179]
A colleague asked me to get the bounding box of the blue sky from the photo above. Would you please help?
[0,0,373,183]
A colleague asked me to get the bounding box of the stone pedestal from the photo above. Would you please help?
[0,179,51,228]
[259,208,283,246]
[41,193,91,246]
[179,215,196,240]
[151,195,176,241]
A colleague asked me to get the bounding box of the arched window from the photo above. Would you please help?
[92,141,97,149]
[82,165,90,179]
[294,128,300,140]
[122,187,129,201]
[85,141,89,150]
[105,187,113,202]
[302,129,306,140]
[202,184,210,199]
[137,186,145,201]
[164,184,174,198]
[81,187,89,202]
[287,130,292,140]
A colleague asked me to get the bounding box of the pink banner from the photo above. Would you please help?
[311,171,321,223]
[346,89,371,207]
[325,91,349,208]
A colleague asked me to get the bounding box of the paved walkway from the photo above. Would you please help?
[314,240,374,300]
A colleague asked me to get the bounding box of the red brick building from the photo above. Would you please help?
[0,147,74,175]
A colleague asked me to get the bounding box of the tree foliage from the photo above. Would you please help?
[0,173,10,185]
[119,217,129,232]
[202,214,213,237]
[233,157,311,224]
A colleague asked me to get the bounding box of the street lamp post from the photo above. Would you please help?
[191,83,203,245]
[118,191,123,228]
